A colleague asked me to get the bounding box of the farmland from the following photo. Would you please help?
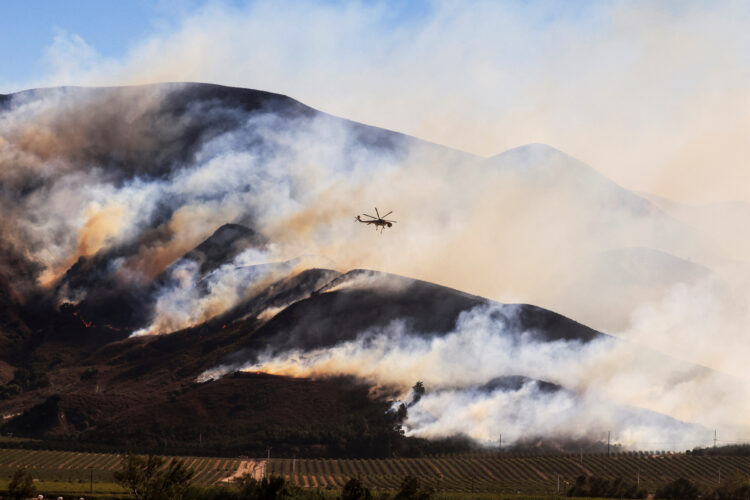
[266,453,750,495]
[0,448,244,495]
[2,448,750,496]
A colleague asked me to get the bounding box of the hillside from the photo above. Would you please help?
[0,244,618,456]
[0,82,744,455]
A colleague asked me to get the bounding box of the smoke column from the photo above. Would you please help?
[2,83,750,448]
[200,302,741,449]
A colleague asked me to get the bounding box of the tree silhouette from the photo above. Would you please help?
[114,453,194,500]
[410,381,425,406]
[342,478,372,500]
[8,468,36,500]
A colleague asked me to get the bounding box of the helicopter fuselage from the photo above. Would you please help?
[355,209,396,233]
[355,215,392,228]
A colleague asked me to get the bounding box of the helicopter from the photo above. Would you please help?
[355,207,397,233]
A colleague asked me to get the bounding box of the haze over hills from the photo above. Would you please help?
[0,83,749,454]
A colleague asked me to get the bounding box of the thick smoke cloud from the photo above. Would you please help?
[200,303,727,449]
[0,84,403,311]
[2,84,748,346]
[405,384,704,449]
[134,248,274,336]
[10,1,750,204]
[2,83,750,448]
[136,249,331,336]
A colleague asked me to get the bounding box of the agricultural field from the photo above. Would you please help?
[2,448,750,496]
[266,453,750,495]
[0,448,244,496]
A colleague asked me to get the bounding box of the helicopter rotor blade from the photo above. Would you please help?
[375,207,380,218]
[362,213,377,219]
[382,211,393,218]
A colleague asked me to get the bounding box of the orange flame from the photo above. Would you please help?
[72,311,94,328]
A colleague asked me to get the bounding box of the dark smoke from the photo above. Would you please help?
[0,83,409,333]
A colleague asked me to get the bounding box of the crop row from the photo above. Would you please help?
[3,448,750,494]
[266,455,750,494]
[0,449,242,485]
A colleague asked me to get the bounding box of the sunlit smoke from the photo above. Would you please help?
[133,248,271,336]
[404,382,705,449]
[3,83,750,450]
[12,2,750,204]
[198,302,747,449]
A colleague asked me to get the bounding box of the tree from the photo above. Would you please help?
[237,475,301,500]
[80,367,99,381]
[655,478,700,500]
[567,475,645,499]
[8,467,36,500]
[114,453,194,500]
[342,478,372,500]
[395,404,408,423]
[394,475,434,500]
[410,382,425,406]
[715,471,750,500]
[0,383,21,400]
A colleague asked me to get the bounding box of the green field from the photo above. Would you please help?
[0,448,244,496]
[0,478,126,497]
[2,448,750,497]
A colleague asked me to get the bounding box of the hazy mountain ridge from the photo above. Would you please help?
[0,246,706,454]
[0,82,746,453]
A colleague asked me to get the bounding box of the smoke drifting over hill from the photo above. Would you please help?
[16,2,750,204]
[2,83,750,449]
[201,298,737,449]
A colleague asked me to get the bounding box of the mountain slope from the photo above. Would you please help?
[1,83,726,333]
[0,82,743,453]
[2,262,620,456]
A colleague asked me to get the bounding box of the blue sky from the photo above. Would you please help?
[2,0,156,86]
[0,0,438,89]
[0,0,593,92]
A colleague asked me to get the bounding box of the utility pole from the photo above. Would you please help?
[637,468,640,488]
[292,455,296,475]
[580,448,583,465]
[714,430,717,449]
[557,474,560,495]
[499,433,502,451]
[607,431,611,457]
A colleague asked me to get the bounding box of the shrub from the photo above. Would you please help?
[655,478,700,500]
[8,467,36,500]
[80,368,99,381]
[0,383,21,400]
[394,475,434,500]
[114,452,194,500]
[342,478,372,500]
[567,475,646,498]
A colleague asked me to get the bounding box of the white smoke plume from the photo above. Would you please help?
[12,2,750,204]
[3,84,750,450]
[404,383,701,449]
[2,85,749,355]
[199,302,746,449]
[134,247,276,336]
